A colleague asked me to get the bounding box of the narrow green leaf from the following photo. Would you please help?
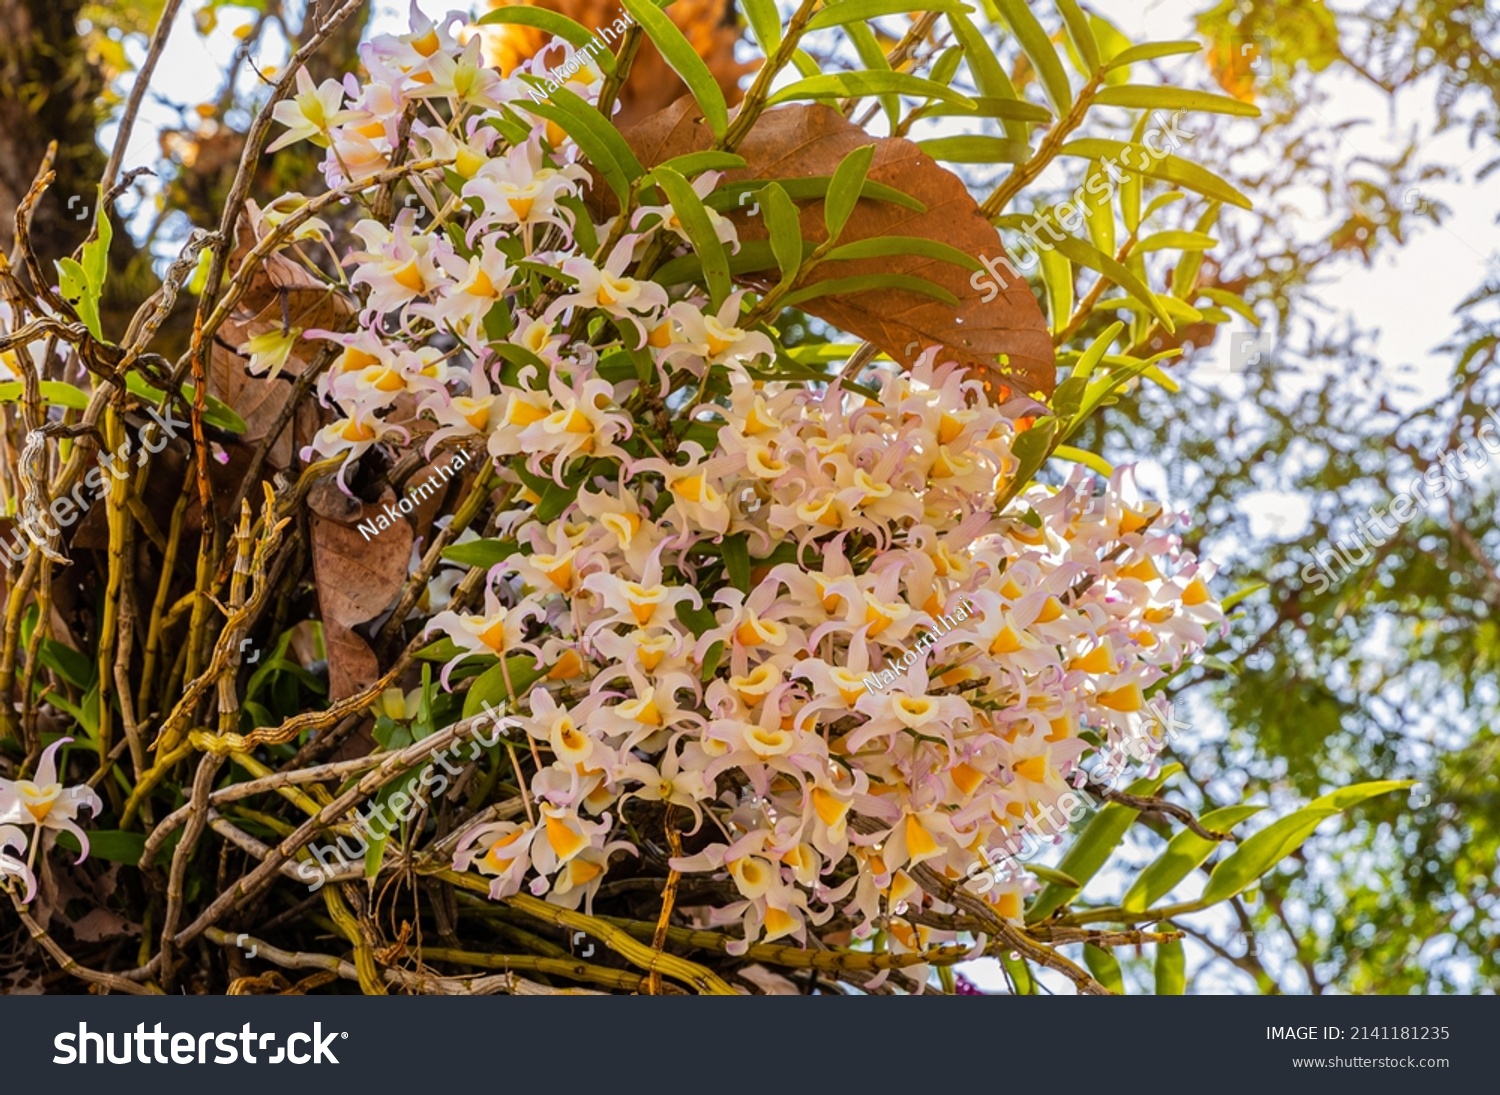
[56,829,146,865]
[950,11,1029,143]
[0,380,89,411]
[1052,444,1113,477]
[652,165,732,308]
[722,533,752,593]
[123,374,248,434]
[1154,934,1186,994]
[707,176,924,213]
[782,274,958,308]
[55,257,103,342]
[1105,41,1201,70]
[768,71,976,109]
[742,0,782,51]
[462,655,549,719]
[1137,230,1217,253]
[805,0,969,30]
[620,0,728,139]
[920,96,1051,123]
[1026,765,1181,923]
[1200,781,1412,906]
[1059,137,1253,209]
[761,183,804,293]
[1094,85,1259,117]
[1084,944,1125,994]
[82,187,112,295]
[916,135,1032,164]
[824,236,981,270]
[1055,0,1100,74]
[440,537,522,569]
[993,0,1072,115]
[1121,804,1266,912]
[825,145,875,242]
[657,151,747,177]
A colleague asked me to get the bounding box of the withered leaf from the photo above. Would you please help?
[618,99,1055,398]
[308,482,412,701]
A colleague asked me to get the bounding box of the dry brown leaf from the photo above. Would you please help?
[308,481,412,701]
[617,99,1054,399]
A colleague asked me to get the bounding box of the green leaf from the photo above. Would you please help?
[56,828,146,865]
[620,0,728,139]
[657,151,747,177]
[1094,85,1260,117]
[1052,444,1113,477]
[1154,933,1186,994]
[919,96,1051,123]
[462,655,548,720]
[1137,230,1217,253]
[1039,246,1072,333]
[83,187,112,294]
[1059,138,1253,210]
[55,258,103,342]
[916,135,1032,164]
[761,183,804,294]
[675,599,720,639]
[517,87,644,205]
[824,236,981,271]
[1200,781,1412,906]
[824,145,875,243]
[1025,864,1081,889]
[1084,944,1125,994]
[742,0,782,51]
[722,533,752,593]
[768,71,976,110]
[1004,415,1059,503]
[1026,765,1181,923]
[700,639,725,682]
[782,274,958,308]
[1121,804,1266,912]
[707,176,924,213]
[475,7,616,72]
[651,165,732,308]
[1001,951,1037,994]
[123,374,248,434]
[440,537,521,569]
[1105,41,1201,70]
[993,0,1072,115]
[0,380,90,412]
[1055,0,1100,75]
[950,12,1030,143]
[805,0,968,30]
[1221,581,1267,612]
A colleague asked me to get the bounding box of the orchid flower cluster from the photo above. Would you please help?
[0,738,103,903]
[262,7,1225,958]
